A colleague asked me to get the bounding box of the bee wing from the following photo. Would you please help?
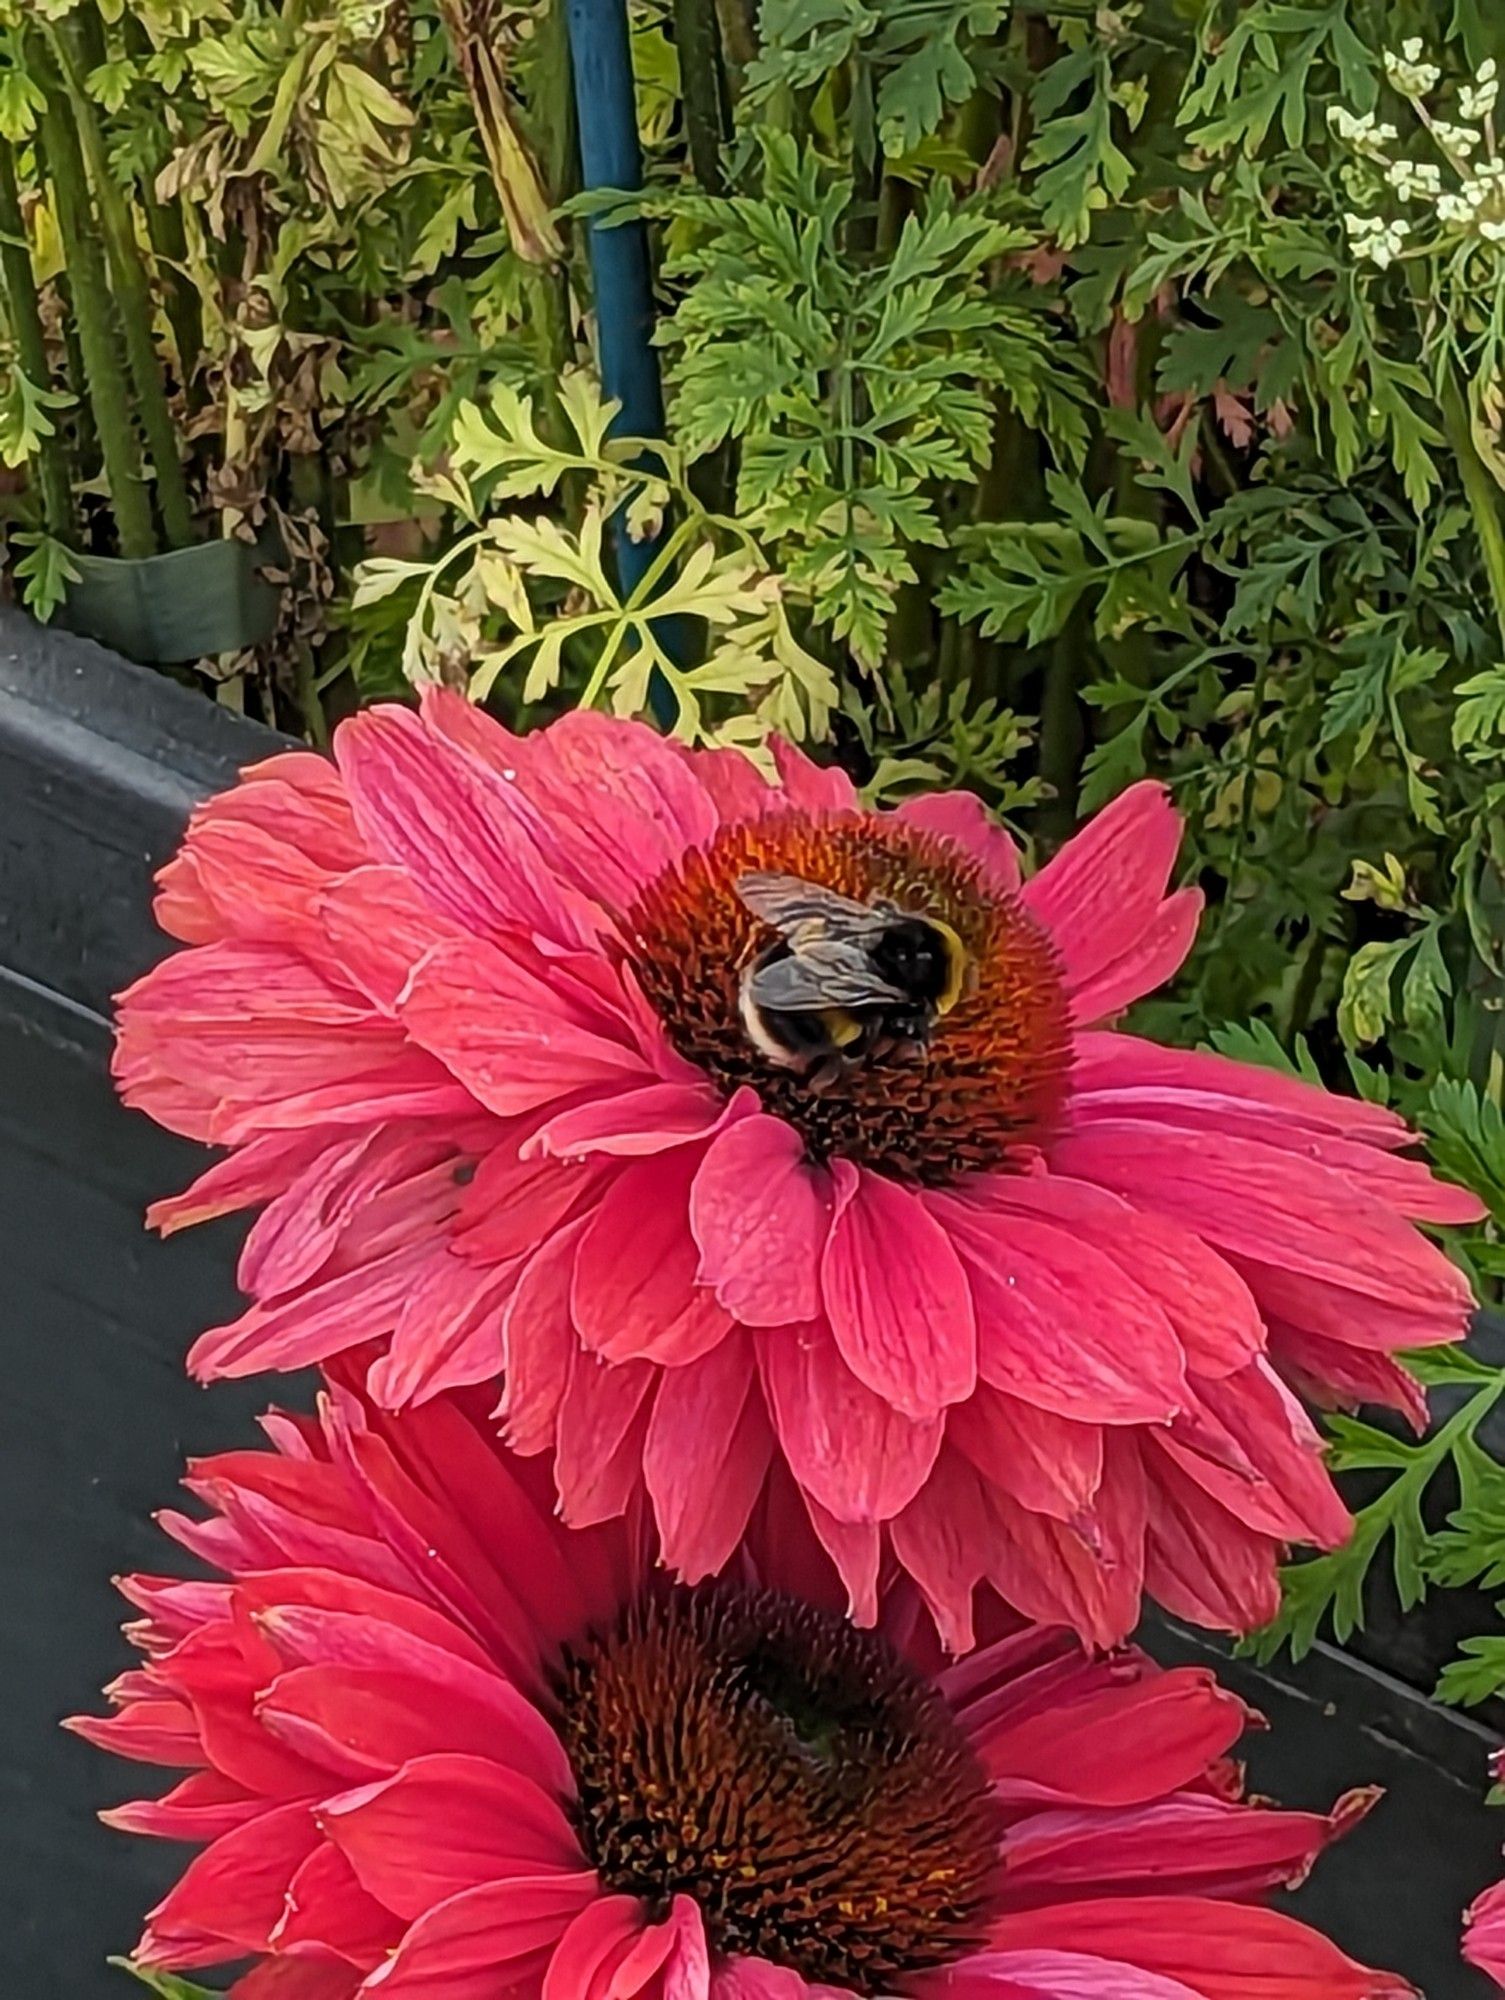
[735,871,886,939]
[744,937,909,1013]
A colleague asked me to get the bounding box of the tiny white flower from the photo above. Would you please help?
[1438,192,1476,224]
[1386,157,1443,198]
[1461,78,1498,121]
[1480,218,1505,243]
[1386,44,1441,95]
[1432,118,1482,155]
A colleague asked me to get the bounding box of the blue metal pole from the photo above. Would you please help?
[563,0,678,727]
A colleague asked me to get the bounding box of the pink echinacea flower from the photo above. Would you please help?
[1467,1876,1505,1990]
[113,693,1482,1648]
[73,1380,1414,2000]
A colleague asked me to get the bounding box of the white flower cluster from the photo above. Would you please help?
[1330,49,1505,264]
[1328,106,1398,154]
[1385,38,1441,97]
[1432,118,1482,158]
[1462,59,1499,124]
[1344,212,1409,268]
[1386,158,1441,199]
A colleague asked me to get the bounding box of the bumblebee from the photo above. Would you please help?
[734,872,974,1083]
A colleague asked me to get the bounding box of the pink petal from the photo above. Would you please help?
[1154,1360,1351,1549]
[314,865,468,1013]
[554,1347,655,1527]
[1020,783,1195,1022]
[947,1383,1103,1522]
[451,1129,606,1269]
[1142,1449,1283,1634]
[895,790,1023,895]
[239,1127,463,1301]
[611,1896,710,2000]
[506,708,720,912]
[890,1447,994,1654]
[979,1174,1264,1380]
[545,1897,652,2000]
[1070,1032,1411,1148]
[102,1771,262,1842]
[714,1963,827,2000]
[531,1082,742,1160]
[140,1801,319,1960]
[934,1195,1185,1424]
[498,1217,590,1454]
[1266,1320,1428,1429]
[799,1494,883,1628]
[188,1243,437,1381]
[929,1949,1202,1999]
[1232,1254,1467,1354]
[982,1469,1145,1652]
[690,1115,832,1326]
[399,937,651,1119]
[259,1657,568,1795]
[1054,1122,1474,1338]
[822,1164,976,1419]
[673,740,783,821]
[999,1788,1373,1903]
[323,1754,583,1920]
[985,1898,1417,2000]
[758,1322,944,1523]
[156,815,342,954]
[573,1154,735,1368]
[364,1872,599,1997]
[271,1841,397,1964]
[148,1127,345,1236]
[368,1255,515,1410]
[1466,1879,1505,1987]
[644,1334,775,1581]
[234,1961,364,2000]
[770,736,858,810]
[975,1663,1245,1802]
[334,704,591,948]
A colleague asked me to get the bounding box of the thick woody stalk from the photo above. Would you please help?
[50,12,195,549]
[32,39,155,558]
[0,140,75,539]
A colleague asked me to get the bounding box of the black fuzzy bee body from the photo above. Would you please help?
[734,874,973,1085]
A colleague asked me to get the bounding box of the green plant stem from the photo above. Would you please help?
[712,0,756,82]
[0,141,75,540]
[32,40,155,558]
[50,14,195,550]
[119,13,202,390]
[1440,364,1505,656]
[672,0,728,193]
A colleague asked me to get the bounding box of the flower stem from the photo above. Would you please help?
[50,13,196,550]
[672,0,728,192]
[32,37,156,559]
[120,11,202,389]
[0,139,75,540]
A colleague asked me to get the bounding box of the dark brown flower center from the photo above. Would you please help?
[554,1584,999,1995]
[623,814,1070,1185]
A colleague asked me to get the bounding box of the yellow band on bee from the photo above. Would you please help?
[930,919,970,1015]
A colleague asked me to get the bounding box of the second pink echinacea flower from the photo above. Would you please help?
[75,1378,1413,2000]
